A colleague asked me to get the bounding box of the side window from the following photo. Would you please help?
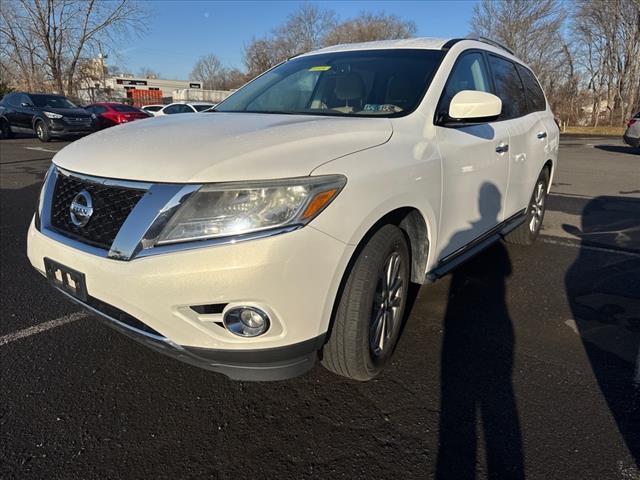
[438,52,491,116]
[19,94,33,107]
[516,65,546,112]
[163,104,181,114]
[3,93,19,107]
[487,55,527,120]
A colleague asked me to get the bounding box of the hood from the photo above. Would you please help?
[42,107,92,117]
[53,112,393,183]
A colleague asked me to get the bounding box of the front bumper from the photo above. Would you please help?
[55,286,325,380]
[49,119,95,137]
[28,219,354,380]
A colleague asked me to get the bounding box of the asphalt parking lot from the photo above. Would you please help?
[1,135,639,479]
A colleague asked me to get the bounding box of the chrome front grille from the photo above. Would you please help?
[50,172,146,249]
[65,117,92,125]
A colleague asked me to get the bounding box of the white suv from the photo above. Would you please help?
[28,37,559,381]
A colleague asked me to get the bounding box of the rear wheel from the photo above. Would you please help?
[504,168,549,245]
[0,119,12,139]
[321,225,410,381]
[35,120,51,142]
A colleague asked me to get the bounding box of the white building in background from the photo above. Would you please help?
[104,76,203,99]
[172,88,233,103]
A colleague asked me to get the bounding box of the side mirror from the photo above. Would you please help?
[20,102,34,108]
[445,90,502,125]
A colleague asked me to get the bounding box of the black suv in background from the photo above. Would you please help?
[0,92,96,142]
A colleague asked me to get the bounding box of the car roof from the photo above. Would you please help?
[302,37,450,56]
[299,36,523,64]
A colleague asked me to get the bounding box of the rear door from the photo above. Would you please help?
[435,51,511,260]
[487,54,545,219]
[1,93,20,126]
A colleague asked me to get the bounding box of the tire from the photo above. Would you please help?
[504,168,550,245]
[322,224,410,381]
[35,120,51,142]
[0,119,12,139]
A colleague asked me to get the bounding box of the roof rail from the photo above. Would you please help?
[465,36,515,55]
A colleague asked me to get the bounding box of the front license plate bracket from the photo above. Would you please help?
[44,257,88,302]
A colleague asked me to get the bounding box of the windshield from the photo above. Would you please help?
[30,94,76,109]
[216,49,444,117]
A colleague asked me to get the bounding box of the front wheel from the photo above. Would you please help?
[321,224,410,381]
[504,168,549,245]
[35,120,51,142]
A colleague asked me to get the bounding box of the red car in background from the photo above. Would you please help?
[84,102,151,129]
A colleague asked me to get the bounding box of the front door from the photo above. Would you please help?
[434,51,510,260]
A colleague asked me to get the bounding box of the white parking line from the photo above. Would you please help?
[0,312,88,346]
[24,146,60,153]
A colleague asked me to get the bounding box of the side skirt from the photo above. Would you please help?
[425,209,526,282]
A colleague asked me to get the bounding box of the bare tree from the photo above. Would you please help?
[275,3,337,55]
[572,0,640,125]
[243,4,336,77]
[190,54,225,89]
[322,12,416,46]
[190,55,248,90]
[471,0,640,126]
[138,67,160,79]
[470,0,567,97]
[0,0,147,95]
[243,5,415,78]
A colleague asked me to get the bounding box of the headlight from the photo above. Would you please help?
[43,111,63,119]
[156,175,346,244]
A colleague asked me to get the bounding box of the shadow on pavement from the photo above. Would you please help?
[594,144,640,155]
[561,196,640,253]
[436,184,524,479]
[565,196,640,467]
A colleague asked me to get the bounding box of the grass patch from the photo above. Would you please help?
[561,125,625,136]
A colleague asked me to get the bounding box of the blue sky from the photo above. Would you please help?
[119,0,478,80]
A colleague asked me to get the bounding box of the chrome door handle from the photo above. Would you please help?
[495,142,509,154]
[536,131,547,139]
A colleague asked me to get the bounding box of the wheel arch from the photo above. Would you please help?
[543,159,554,192]
[349,206,432,286]
[321,206,431,354]
[32,115,46,129]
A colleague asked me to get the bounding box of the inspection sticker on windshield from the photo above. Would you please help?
[309,66,331,71]
[364,104,403,113]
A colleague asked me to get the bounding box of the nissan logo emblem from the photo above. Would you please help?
[69,190,93,227]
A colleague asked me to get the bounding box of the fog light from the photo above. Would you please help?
[223,307,270,337]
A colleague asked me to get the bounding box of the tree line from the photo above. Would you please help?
[471,0,640,127]
[2,1,638,126]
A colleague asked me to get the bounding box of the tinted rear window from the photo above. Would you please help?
[112,104,140,112]
[193,105,212,112]
[488,55,527,120]
[517,65,546,112]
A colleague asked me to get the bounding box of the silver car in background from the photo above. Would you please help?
[623,111,639,149]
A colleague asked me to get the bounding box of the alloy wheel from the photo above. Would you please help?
[370,251,403,357]
[529,181,546,233]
